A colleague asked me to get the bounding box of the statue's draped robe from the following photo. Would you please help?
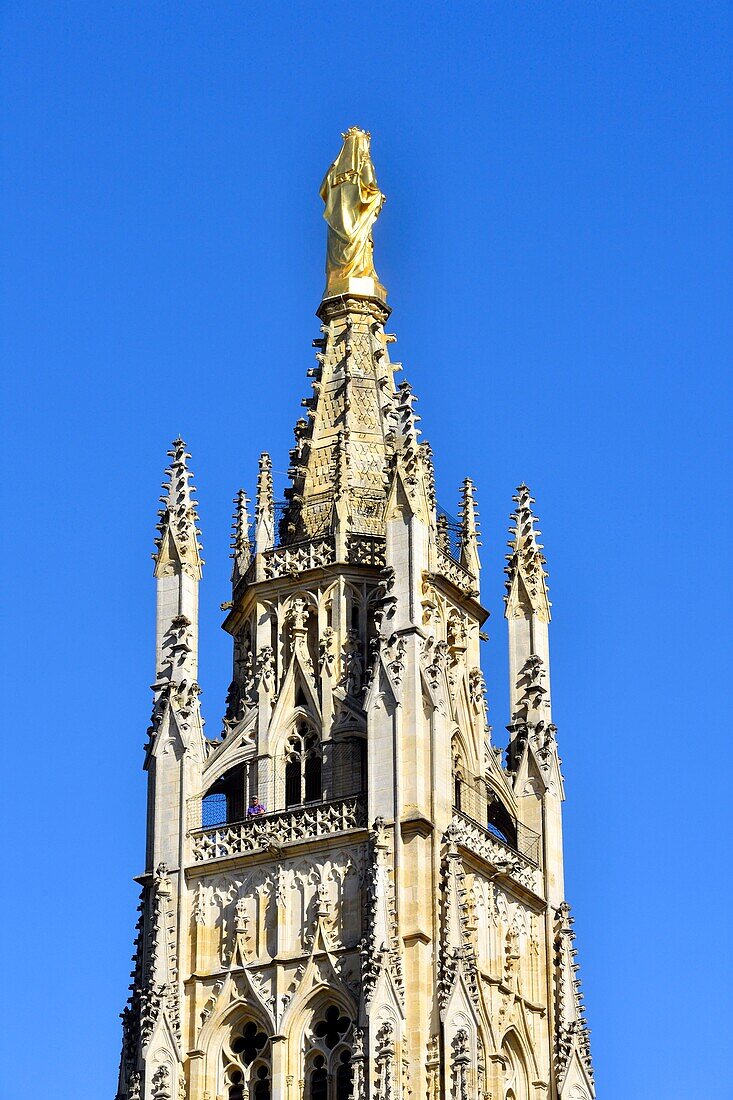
[320,131,384,296]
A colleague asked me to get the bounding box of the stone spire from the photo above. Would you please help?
[230,489,251,585]
[254,452,274,579]
[504,483,550,622]
[278,297,399,548]
[459,477,481,590]
[504,484,552,715]
[153,437,203,582]
[152,439,203,688]
[144,437,206,937]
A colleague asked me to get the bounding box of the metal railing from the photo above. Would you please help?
[453,772,540,866]
[192,741,366,830]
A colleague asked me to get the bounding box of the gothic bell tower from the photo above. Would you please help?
[116,129,595,1100]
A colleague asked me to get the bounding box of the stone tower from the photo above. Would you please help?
[116,130,595,1100]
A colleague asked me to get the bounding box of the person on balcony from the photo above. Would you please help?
[247,795,267,816]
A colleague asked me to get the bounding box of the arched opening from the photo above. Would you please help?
[224,1019,271,1100]
[252,1062,271,1100]
[304,1003,355,1100]
[501,1031,530,1100]
[452,734,467,813]
[308,1054,328,1100]
[487,797,518,849]
[284,723,322,808]
[335,1048,353,1099]
[202,761,256,826]
[330,735,367,799]
[227,1067,245,1100]
[285,753,301,807]
[304,750,322,802]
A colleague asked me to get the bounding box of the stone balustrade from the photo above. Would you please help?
[437,550,478,597]
[264,537,336,579]
[190,796,368,862]
[451,812,541,892]
[347,533,387,566]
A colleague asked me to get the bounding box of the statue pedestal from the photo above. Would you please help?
[322,274,388,303]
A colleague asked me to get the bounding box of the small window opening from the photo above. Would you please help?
[336,1050,353,1099]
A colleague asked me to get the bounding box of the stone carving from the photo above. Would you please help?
[153,438,203,581]
[361,819,405,1009]
[373,566,397,631]
[257,646,276,696]
[374,1020,397,1100]
[348,532,387,566]
[151,1064,171,1100]
[426,1035,441,1100]
[350,1026,367,1100]
[469,667,487,713]
[385,634,406,687]
[449,813,540,891]
[439,828,480,1011]
[341,629,364,696]
[437,549,477,597]
[264,537,335,579]
[423,636,448,690]
[554,903,594,1089]
[193,883,207,926]
[199,978,224,1028]
[192,797,367,862]
[319,627,335,675]
[504,484,551,618]
[450,1029,470,1100]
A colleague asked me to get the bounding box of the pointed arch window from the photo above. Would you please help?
[308,1055,328,1100]
[227,1068,245,1100]
[502,1032,529,1100]
[452,734,467,813]
[305,1004,354,1100]
[225,1020,271,1100]
[285,723,322,807]
[335,1050,353,1098]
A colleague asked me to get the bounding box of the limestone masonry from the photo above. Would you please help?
[115,130,596,1100]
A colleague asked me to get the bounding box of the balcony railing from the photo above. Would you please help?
[453,772,541,866]
[450,811,541,892]
[190,795,368,863]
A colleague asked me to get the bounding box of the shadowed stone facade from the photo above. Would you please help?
[116,134,595,1100]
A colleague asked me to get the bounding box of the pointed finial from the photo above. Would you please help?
[504,484,550,621]
[255,453,274,524]
[459,477,481,580]
[421,443,437,513]
[254,453,275,565]
[395,380,422,487]
[230,490,251,584]
[334,430,350,501]
[153,438,203,578]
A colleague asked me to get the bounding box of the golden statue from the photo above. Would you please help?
[320,127,386,301]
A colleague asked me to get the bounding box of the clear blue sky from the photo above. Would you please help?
[1,3,731,1097]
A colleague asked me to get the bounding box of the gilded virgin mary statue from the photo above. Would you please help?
[320,127,386,301]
